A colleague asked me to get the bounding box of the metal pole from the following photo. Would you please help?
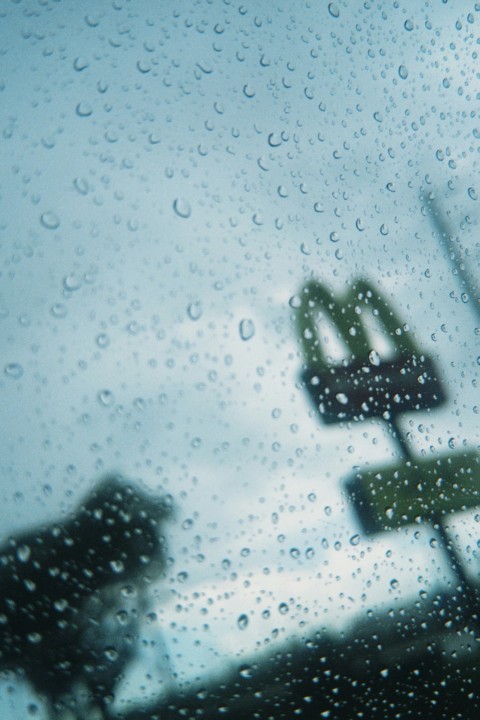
[388,415,478,635]
[426,195,480,323]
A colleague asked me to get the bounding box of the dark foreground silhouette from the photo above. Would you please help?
[0,475,171,718]
[119,588,480,720]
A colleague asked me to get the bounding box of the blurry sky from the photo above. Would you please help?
[0,0,479,713]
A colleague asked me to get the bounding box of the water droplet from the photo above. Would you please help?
[336,392,348,405]
[237,613,249,630]
[305,547,315,559]
[243,84,255,98]
[110,559,124,573]
[187,301,203,320]
[104,646,119,662]
[290,547,300,559]
[5,363,23,379]
[307,492,317,502]
[278,602,289,615]
[239,664,253,679]
[96,333,110,348]
[385,507,394,520]
[398,65,408,79]
[239,318,255,341]
[173,197,191,219]
[324,505,332,516]
[328,3,340,18]
[313,202,324,213]
[404,19,413,31]
[76,102,93,117]
[73,177,89,195]
[329,231,340,243]
[40,211,60,230]
[468,187,477,201]
[289,295,301,309]
[73,57,89,72]
[97,389,115,407]
[267,132,282,147]
[368,349,381,366]
[355,218,365,231]
[177,571,189,583]
[51,303,67,318]
[17,545,31,562]
[390,578,399,590]
[63,273,82,292]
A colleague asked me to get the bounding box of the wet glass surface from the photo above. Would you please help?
[0,1,479,718]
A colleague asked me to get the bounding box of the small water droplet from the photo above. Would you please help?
[110,559,124,573]
[237,613,249,630]
[17,544,31,562]
[40,211,60,230]
[96,333,110,348]
[398,65,408,79]
[239,664,253,678]
[173,197,191,218]
[63,273,82,292]
[104,646,119,662]
[468,187,477,201]
[187,301,203,320]
[73,177,89,195]
[51,303,67,318]
[350,534,360,546]
[390,578,399,590]
[239,318,255,340]
[97,389,115,407]
[5,363,23,379]
[404,19,413,31]
[368,349,381,366]
[278,602,289,615]
[336,392,348,405]
[73,57,89,72]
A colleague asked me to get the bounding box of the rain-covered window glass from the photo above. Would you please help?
[1,1,479,719]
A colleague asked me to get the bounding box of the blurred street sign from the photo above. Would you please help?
[296,279,446,424]
[345,451,480,534]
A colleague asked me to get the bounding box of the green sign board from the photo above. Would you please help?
[346,451,480,534]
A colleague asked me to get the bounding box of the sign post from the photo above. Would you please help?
[295,278,480,631]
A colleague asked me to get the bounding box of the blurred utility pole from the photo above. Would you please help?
[426,194,480,323]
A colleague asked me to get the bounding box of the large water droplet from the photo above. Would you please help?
[237,613,249,630]
[239,318,255,340]
[173,198,191,219]
[76,102,93,117]
[328,3,340,18]
[63,273,82,292]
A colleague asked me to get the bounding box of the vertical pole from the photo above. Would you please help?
[426,196,480,323]
[388,415,478,635]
